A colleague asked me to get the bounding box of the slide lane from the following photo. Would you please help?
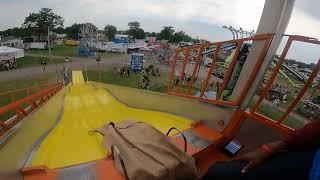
[32,71,192,169]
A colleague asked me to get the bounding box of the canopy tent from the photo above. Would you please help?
[0,46,24,61]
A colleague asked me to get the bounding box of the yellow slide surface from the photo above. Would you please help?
[32,71,192,169]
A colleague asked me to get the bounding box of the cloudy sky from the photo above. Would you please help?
[0,0,319,64]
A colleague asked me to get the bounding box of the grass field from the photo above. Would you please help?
[17,56,66,68]
[28,44,119,58]
[0,73,56,121]
[255,103,305,129]
[29,44,77,57]
[87,67,200,94]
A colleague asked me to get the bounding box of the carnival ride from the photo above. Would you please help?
[78,23,98,57]
[0,1,320,180]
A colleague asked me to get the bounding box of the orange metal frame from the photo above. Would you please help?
[167,34,273,108]
[249,35,320,131]
[0,82,50,103]
[0,83,63,135]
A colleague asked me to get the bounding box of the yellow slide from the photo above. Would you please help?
[32,71,192,169]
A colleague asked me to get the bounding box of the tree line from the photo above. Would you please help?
[285,59,317,70]
[0,8,194,43]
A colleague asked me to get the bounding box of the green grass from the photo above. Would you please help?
[0,74,56,121]
[17,56,66,68]
[87,67,200,94]
[99,52,120,59]
[275,72,303,86]
[28,44,77,57]
[254,102,305,129]
[28,44,120,58]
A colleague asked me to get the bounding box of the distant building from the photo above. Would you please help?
[28,34,47,42]
[0,46,24,60]
[179,41,193,47]
[193,39,210,45]
[112,34,131,43]
[56,33,67,39]
[0,36,24,49]
[54,33,67,44]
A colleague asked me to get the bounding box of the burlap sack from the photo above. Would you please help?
[91,120,198,180]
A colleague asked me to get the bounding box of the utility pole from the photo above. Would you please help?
[122,42,128,67]
[48,26,52,62]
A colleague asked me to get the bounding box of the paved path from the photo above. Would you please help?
[0,54,125,82]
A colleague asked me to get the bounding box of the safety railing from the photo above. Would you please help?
[0,81,51,106]
[0,83,63,136]
[246,35,320,133]
[168,34,273,107]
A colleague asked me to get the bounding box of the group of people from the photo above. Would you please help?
[173,73,199,87]
[0,58,17,71]
[137,65,161,90]
[112,66,130,78]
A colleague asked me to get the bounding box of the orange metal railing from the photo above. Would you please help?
[0,83,63,135]
[168,34,273,107]
[0,82,50,104]
[246,35,320,133]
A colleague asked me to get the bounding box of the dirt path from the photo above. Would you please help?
[261,98,310,125]
[0,55,124,82]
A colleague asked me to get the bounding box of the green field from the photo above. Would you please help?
[87,67,200,94]
[0,74,56,121]
[28,44,77,57]
[255,103,305,129]
[17,56,66,68]
[28,44,119,58]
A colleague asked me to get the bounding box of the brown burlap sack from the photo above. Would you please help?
[91,120,198,180]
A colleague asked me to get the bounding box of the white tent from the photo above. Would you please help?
[0,46,24,61]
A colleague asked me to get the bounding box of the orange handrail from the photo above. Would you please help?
[168,34,274,108]
[278,59,320,124]
[0,83,63,135]
[187,47,204,95]
[168,49,181,92]
[176,48,190,93]
[0,81,52,105]
[252,37,293,112]
[249,35,320,130]
[200,43,221,98]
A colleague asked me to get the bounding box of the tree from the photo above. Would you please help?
[134,28,146,39]
[103,25,117,40]
[0,27,25,37]
[145,32,158,37]
[151,32,157,37]
[125,21,145,39]
[22,8,64,40]
[65,23,82,40]
[172,31,193,43]
[158,26,174,42]
[128,21,140,29]
[53,27,65,34]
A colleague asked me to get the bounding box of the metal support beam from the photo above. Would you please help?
[230,0,295,109]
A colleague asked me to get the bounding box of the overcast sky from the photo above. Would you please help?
[0,0,319,64]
